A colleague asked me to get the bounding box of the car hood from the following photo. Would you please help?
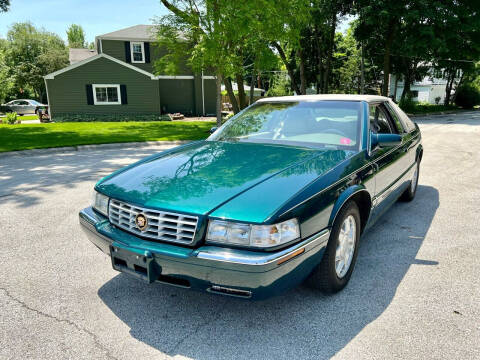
[96,141,352,219]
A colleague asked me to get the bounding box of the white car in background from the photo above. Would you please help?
[1,99,48,115]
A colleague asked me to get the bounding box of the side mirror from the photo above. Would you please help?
[209,127,217,134]
[371,133,402,148]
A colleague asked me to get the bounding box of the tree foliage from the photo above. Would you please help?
[0,22,68,103]
[0,0,10,12]
[66,24,86,48]
[454,83,480,108]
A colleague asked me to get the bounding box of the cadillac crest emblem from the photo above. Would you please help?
[135,213,148,231]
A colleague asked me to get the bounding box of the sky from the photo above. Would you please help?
[0,0,167,42]
[0,1,353,43]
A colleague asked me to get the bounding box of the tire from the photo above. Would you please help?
[399,161,419,202]
[307,201,361,293]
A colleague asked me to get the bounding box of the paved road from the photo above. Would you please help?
[1,111,479,359]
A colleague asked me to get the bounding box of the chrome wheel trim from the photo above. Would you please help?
[411,164,418,192]
[335,215,356,278]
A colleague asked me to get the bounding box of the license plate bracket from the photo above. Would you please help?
[110,245,160,283]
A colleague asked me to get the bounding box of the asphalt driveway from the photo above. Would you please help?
[1,111,479,359]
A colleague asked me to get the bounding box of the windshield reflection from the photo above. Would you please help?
[209,101,362,150]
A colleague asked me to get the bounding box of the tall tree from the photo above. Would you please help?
[4,22,68,102]
[430,0,480,105]
[355,1,409,96]
[262,0,311,95]
[157,0,248,125]
[66,24,86,48]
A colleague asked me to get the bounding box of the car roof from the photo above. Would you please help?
[256,94,389,103]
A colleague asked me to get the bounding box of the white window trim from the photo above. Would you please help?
[92,84,121,105]
[130,41,145,63]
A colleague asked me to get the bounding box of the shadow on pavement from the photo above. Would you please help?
[0,147,163,208]
[97,185,439,359]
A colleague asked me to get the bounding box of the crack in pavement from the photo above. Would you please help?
[0,287,118,360]
[167,311,221,356]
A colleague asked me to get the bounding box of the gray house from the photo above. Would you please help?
[44,25,216,121]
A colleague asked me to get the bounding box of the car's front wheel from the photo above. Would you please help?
[307,200,361,293]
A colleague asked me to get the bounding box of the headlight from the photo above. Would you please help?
[93,191,109,216]
[206,218,300,248]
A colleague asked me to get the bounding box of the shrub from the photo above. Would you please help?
[399,95,416,113]
[435,96,441,105]
[3,112,17,124]
[454,84,480,109]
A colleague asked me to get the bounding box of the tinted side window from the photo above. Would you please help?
[369,104,394,134]
[388,100,416,132]
[385,102,405,133]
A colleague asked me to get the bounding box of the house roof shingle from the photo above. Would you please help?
[69,48,97,64]
[97,25,156,41]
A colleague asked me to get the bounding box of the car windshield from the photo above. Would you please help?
[208,100,362,150]
[29,100,42,105]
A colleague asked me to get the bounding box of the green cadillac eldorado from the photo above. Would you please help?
[79,94,422,300]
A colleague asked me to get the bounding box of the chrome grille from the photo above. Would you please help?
[108,199,198,244]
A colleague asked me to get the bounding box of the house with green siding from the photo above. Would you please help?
[44,25,216,121]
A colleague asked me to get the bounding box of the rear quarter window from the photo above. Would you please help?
[388,100,416,132]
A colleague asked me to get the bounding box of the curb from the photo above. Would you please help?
[408,109,475,117]
[0,140,191,158]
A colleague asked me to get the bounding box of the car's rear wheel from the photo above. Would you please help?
[400,161,419,202]
[307,200,361,293]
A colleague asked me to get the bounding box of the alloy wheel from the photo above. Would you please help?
[335,215,356,278]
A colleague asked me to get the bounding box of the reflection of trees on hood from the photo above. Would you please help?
[281,149,351,177]
[102,141,351,203]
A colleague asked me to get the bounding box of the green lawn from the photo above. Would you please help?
[18,114,40,121]
[0,121,215,152]
[0,114,39,121]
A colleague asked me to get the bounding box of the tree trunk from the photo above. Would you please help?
[313,25,322,94]
[224,77,240,114]
[444,68,456,106]
[323,12,337,94]
[382,19,397,96]
[235,73,247,109]
[400,70,412,103]
[393,75,399,101]
[360,42,365,94]
[451,70,463,104]
[272,42,301,95]
[297,48,307,95]
[249,70,255,105]
[215,72,222,127]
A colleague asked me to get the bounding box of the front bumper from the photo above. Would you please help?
[79,207,329,300]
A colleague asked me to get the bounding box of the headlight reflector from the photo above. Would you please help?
[206,220,250,245]
[206,218,299,248]
[93,191,109,216]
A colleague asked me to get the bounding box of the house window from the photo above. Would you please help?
[411,90,419,98]
[131,42,145,63]
[93,84,121,105]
